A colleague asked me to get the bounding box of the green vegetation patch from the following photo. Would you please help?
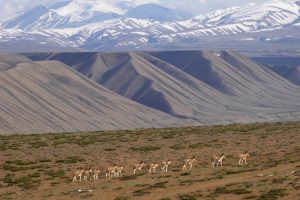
[132,189,151,196]
[29,141,49,148]
[258,189,287,200]
[132,181,168,196]
[1,160,42,172]
[214,186,252,195]
[178,194,197,200]
[15,176,40,189]
[55,156,85,164]
[5,160,37,165]
[129,146,161,152]
[45,169,65,179]
[169,145,186,150]
[1,174,41,190]
[114,197,131,200]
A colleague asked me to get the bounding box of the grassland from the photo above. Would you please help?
[0,122,299,200]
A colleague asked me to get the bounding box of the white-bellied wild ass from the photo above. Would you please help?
[149,163,159,174]
[212,154,226,167]
[73,168,84,182]
[183,157,196,170]
[161,160,171,172]
[106,165,117,179]
[239,152,250,166]
[93,168,100,181]
[116,166,124,178]
[83,168,93,181]
[133,161,146,175]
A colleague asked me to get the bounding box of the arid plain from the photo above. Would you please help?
[0,122,299,200]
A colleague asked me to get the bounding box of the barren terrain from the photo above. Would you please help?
[0,122,299,199]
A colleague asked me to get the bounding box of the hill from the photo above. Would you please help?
[25,50,300,124]
[0,54,188,133]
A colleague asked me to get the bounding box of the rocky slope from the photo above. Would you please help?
[0,54,189,133]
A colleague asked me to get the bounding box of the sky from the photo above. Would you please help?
[0,0,269,20]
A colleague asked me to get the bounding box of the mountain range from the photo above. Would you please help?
[0,50,298,133]
[0,0,299,53]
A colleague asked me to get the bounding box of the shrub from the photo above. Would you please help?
[178,194,197,200]
[45,169,65,179]
[258,189,286,200]
[129,146,160,152]
[55,156,84,164]
[15,176,40,189]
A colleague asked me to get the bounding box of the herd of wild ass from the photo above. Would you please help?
[72,152,250,182]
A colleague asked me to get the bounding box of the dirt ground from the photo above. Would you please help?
[0,122,299,200]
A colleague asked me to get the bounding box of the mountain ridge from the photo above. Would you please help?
[0,0,299,52]
[24,50,300,126]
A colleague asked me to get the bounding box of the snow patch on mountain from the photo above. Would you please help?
[0,0,299,51]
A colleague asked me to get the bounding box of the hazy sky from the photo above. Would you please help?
[0,0,269,20]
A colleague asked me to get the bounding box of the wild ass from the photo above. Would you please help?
[72,168,84,182]
[93,168,100,181]
[161,160,171,172]
[106,165,117,179]
[149,163,159,174]
[212,154,226,167]
[239,152,250,166]
[115,166,124,178]
[133,161,146,175]
[83,168,93,181]
[183,157,196,170]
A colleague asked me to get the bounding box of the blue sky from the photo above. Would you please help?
[0,0,269,20]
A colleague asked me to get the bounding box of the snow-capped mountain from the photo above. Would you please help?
[187,0,299,34]
[2,0,178,30]
[80,0,300,50]
[0,0,299,52]
[3,0,123,30]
